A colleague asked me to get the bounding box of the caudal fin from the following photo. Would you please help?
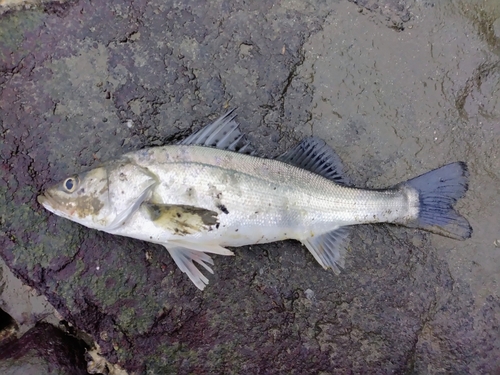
[402,162,472,240]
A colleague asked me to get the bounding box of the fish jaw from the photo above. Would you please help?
[36,191,63,216]
[37,191,74,219]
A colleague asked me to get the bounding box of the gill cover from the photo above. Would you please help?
[104,159,158,231]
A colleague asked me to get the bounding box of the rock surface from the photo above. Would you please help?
[1,0,499,374]
[0,323,88,375]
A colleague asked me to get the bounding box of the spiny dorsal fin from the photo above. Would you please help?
[301,226,351,274]
[277,137,349,185]
[179,109,255,154]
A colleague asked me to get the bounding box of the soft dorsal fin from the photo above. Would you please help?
[179,109,255,154]
[301,226,350,274]
[277,137,349,185]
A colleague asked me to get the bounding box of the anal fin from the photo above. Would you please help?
[301,227,350,274]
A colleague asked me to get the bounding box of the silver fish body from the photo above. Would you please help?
[38,111,472,290]
[115,146,412,244]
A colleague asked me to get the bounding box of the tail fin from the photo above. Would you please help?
[402,162,472,240]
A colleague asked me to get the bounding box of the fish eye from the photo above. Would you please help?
[63,176,78,193]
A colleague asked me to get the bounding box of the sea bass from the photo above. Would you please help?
[37,111,472,290]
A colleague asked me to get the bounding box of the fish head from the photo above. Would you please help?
[37,166,113,229]
[37,161,157,230]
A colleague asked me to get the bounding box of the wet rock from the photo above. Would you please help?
[494,18,500,39]
[0,0,499,374]
[0,257,60,336]
[0,323,88,375]
[0,0,72,16]
[348,0,412,29]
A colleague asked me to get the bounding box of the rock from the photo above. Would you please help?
[0,0,498,373]
[0,323,88,375]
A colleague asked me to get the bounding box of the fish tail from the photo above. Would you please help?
[401,162,472,240]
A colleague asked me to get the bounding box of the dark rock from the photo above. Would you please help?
[0,323,88,375]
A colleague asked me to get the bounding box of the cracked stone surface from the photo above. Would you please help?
[1,0,499,373]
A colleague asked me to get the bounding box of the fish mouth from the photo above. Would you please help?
[37,191,57,213]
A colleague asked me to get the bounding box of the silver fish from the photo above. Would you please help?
[37,111,472,290]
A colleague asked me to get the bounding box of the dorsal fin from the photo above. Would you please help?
[277,137,349,185]
[179,109,255,154]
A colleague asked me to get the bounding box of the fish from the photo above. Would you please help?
[37,110,472,290]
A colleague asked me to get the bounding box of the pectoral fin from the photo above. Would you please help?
[142,203,219,235]
[301,227,351,274]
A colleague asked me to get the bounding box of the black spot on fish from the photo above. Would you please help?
[235,229,239,232]
[176,212,182,218]
[217,204,229,214]
[216,223,220,229]
[146,205,162,221]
